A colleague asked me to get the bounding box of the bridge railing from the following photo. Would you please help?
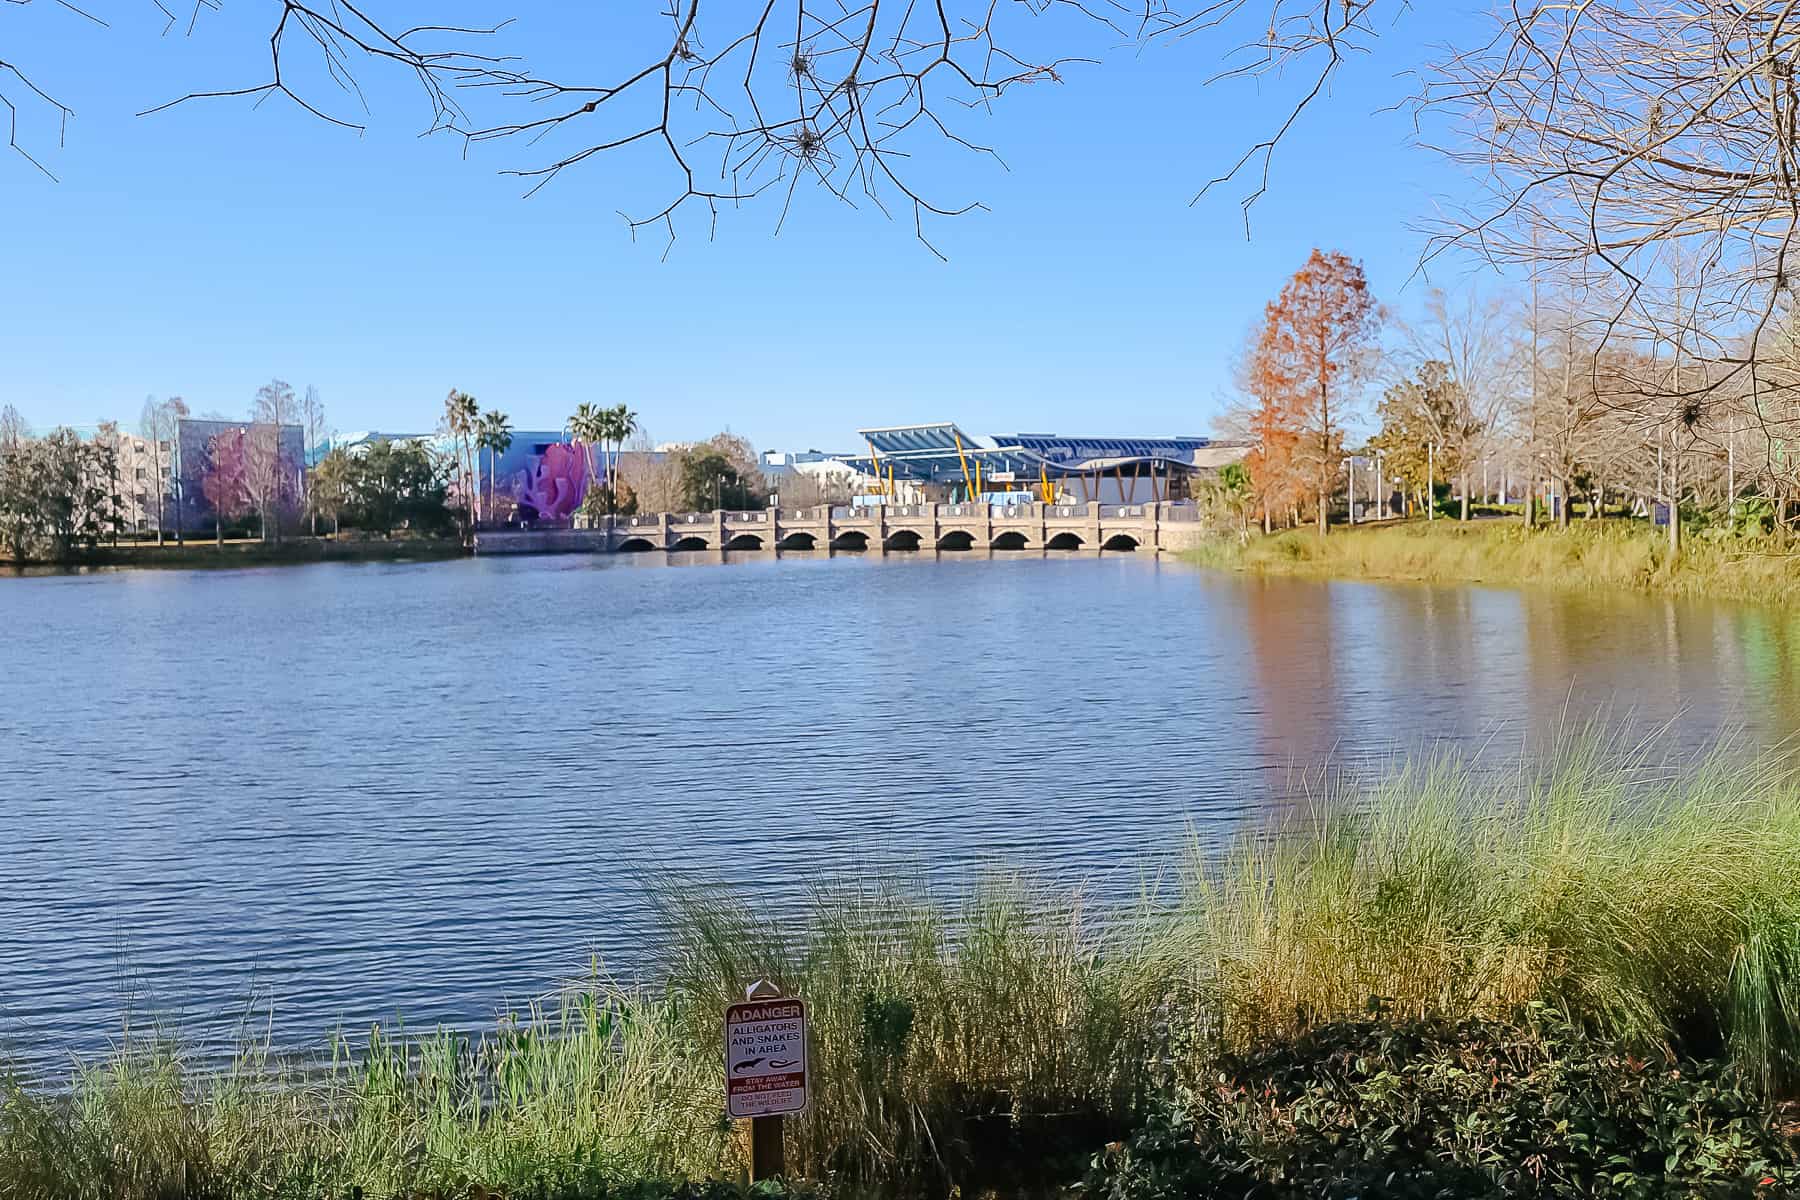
[620,514,662,529]
[671,512,711,526]
[724,511,769,525]
[1098,504,1147,518]
[1046,503,1090,518]
[1162,503,1200,522]
[938,503,981,518]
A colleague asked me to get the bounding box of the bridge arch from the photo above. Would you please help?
[778,532,818,550]
[1045,532,1085,551]
[671,535,710,551]
[724,533,765,551]
[617,537,659,552]
[884,529,923,552]
[1101,534,1140,552]
[831,531,870,552]
[936,530,976,552]
[990,531,1029,551]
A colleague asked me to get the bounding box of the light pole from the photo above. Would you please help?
[1427,442,1435,522]
[1347,457,1357,525]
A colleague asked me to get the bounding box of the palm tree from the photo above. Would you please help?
[443,389,479,531]
[599,404,639,514]
[476,410,514,528]
[566,402,604,491]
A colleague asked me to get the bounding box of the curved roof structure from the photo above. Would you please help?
[841,422,1235,482]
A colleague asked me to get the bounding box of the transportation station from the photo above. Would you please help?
[839,422,1241,506]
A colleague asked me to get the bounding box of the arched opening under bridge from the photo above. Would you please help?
[936,530,976,551]
[884,530,923,552]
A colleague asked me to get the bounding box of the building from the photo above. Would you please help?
[113,431,174,534]
[174,418,307,532]
[67,426,176,535]
[760,449,862,504]
[836,423,1248,505]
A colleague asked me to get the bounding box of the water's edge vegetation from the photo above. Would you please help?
[7,737,1800,1198]
[1183,520,1800,607]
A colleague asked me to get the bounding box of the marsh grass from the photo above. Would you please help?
[1151,736,1800,1091]
[1184,519,1800,605]
[6,736,1800,1198]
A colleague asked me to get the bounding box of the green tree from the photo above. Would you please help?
[566,402,604,489]
[476,409,514,527]
[676,447,757,511]
[1370,360,1468,515]
[1197,461,1255,537]
[442,389,479,535]
[309,446,356,535]
[0,428,121,560]
[348,440,453,535]
[596,404,638,514]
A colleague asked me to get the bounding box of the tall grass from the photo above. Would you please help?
[1149,736,1800,1091]
[1184,519,1800,605]
[5,737,1800,1197]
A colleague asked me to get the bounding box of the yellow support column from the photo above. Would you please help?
[952,432,975,503]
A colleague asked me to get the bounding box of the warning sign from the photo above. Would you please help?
[724,997,808,1118]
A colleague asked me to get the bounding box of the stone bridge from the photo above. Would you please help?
[473,501,1209,556]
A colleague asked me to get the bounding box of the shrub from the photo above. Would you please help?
[1085,1014,1800,1200]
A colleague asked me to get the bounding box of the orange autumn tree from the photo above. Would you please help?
[1234,318,1308,532]
[1259,249,1383,535]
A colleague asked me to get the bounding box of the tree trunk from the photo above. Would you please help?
[1667,430,1681,559]
[1262,504,1271,535]
[1459,470,1470,522]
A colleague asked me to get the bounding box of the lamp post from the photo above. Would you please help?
[1427,442,1436,522]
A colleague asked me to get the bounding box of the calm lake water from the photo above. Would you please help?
[5,551,1800,1066]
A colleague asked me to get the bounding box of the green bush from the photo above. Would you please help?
[1085,1014,1799,1200]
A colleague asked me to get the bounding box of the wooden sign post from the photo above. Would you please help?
[725,980,808,1181]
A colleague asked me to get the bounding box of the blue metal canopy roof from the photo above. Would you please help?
[844,424,1220,483]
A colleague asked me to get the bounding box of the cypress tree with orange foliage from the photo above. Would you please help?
[1234,316,1308,533]
[1258,249,1383,535]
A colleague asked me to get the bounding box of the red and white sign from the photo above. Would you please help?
[724,997,808,1118]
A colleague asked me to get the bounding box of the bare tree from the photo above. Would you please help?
[302,385,330,535]
[1402,287,1524,520]
[11,3,1412,254]
[0,404,29,451]
[1417,4,1800,457]
[135,396,191,545]
[248,379,301,544]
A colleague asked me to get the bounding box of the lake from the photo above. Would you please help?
[5,550,1800,1066]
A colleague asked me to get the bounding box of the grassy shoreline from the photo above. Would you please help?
[0,536,468,571]
[6,738,1800,1197]
[1182,519,1800,606]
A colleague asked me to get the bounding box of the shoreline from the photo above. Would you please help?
[1181,518,1800,608]
[0,536,469,571]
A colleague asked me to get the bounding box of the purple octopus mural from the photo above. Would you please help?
[510,441,591,522]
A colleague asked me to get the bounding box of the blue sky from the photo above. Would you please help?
[2,2,1496,450]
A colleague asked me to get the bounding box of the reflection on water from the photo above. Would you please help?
[2,552,1798,1065]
